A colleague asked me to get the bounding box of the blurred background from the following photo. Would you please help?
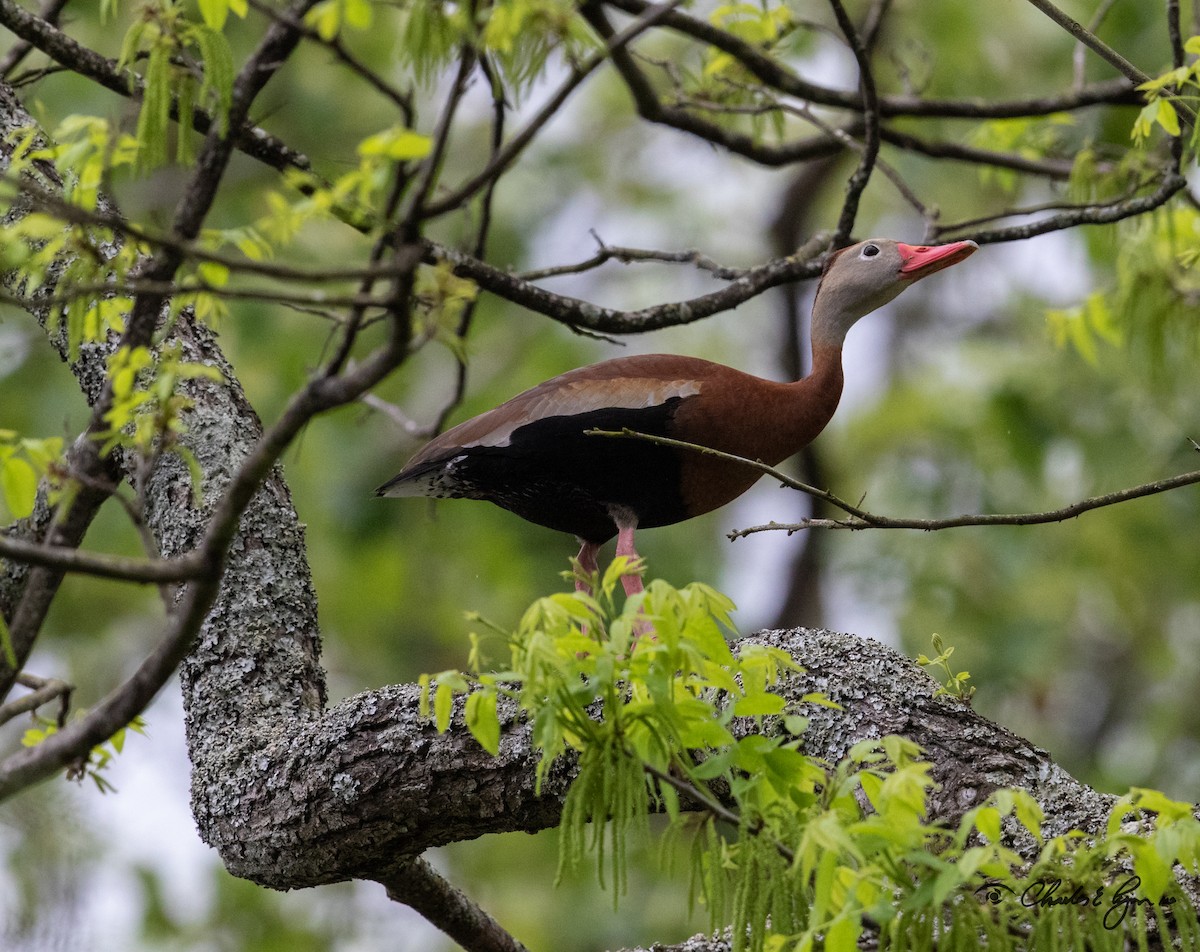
[2,0,1198,948]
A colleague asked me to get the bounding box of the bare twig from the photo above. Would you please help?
[0,673,72,729]
[0,0,71,77]
[1022,0,1152,88]
[1073,0,1119,92]
[582,428,1200,538]
[432,54,508,436]
[519,233,745,282]
[828,0,880,246]
[0,534,208,584]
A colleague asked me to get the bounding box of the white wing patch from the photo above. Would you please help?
[462,378,701,449]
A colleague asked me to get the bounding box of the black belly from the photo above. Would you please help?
[448,401,688,543]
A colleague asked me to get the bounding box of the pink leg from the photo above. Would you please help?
[614,519,654,640]
[614,523,644,597]
[575,538,601,594]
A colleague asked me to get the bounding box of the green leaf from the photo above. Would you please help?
[974,805,1001,843]
[136,42,173,171]
[1156,98,1181,137]
[1128,838,1171,902]
[357,126,433,161]
[823,914,860,952]
[732,692,786,717]
[0,457,37,519]
[434,680,455,733]
[465,689,501,755]
[192,25,235,135]
[197,0,230,31]
[418,673,432,719]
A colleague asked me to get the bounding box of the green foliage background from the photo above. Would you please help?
[1,0,1198,948]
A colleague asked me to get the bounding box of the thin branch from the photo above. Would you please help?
[429,233,831,335]
[425,0,687,218]
[582,428,1200,538]
[378,856,530,952]
[244,0,416,116]
[433,53,507,436]
[319,31,468,381]
[400,47,478,231]
[0,534,209,584]
[828,0,880,246]
[1073,0,1120,92]
[0,673,72,729]
[606,0,1141,118]
[0,0,71,77]
[964,167,1187,244]
[732,463,1200,535]
[519,233,745,282]
[932,184,1151,238]
[1021,0,1152,88]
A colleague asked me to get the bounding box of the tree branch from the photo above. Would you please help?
[827,0,880,246]
[581,428,1200,538]
[605,0,1142,118]
[0,672,72,729]
[1021,0,1152,87]
[379,856,530,952]
[0,533,208,583]
[428,234,829,335]
[424,0,687,219]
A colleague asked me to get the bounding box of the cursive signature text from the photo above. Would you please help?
[974,875,1175,929]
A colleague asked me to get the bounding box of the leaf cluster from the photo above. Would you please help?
[96,342,223,494]
[117,0,238,169]
[0,430,62,521]
[427,576,1200,951]
[21,713,147,794]
[915,633,976,704]
[1133,36,1200,148]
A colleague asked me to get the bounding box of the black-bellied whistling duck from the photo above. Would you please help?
[378,238,977,596]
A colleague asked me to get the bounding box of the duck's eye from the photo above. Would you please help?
[861,243,880,258]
